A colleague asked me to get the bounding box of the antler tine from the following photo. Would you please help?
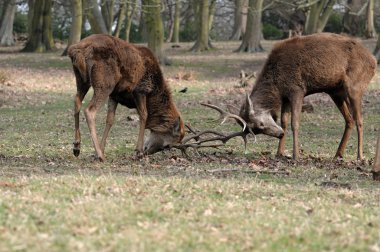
[200,103,247,131]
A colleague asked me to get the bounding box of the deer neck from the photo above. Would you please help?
[250,80,281,114]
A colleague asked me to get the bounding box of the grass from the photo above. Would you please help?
[0,39,380,251]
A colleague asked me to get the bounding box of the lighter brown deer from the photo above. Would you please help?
[68,34,184,161]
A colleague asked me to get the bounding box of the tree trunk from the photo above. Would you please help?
[373,131,380,177]
[373,35,380,63]
[143,0,168,64]
[87,0,108,34]
[235,0,263,53]
[62,0,82,56]
[23,0,56,52]
[114,0,126,38]
[342,0,362,36]
[0,0,16,46]
[190,0,210,52]
[172,0,180,43]
[101,0,114,34]
[125,0,137,42]
[365,0,376,38]
[305,0,337,35]
[229,0,244,40]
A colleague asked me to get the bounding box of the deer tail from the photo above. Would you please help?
[68,46,88,83]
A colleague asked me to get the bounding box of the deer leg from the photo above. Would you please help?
[290,94,304,160]
[84,89,111,161]
[73,86,90,157]
[134,94,148,156]
[100,97,118,153]
[330,95,354,159]
[277,102,290,156]
[348,95,364,161]
[373,131,380,180]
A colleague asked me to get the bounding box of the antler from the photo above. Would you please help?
[168,103,256,156]
[200,103,247,131]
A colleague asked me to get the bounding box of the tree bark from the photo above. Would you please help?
[87,0,108,34]
[190,0,210,52]
[229,0,244,40]
[365,0,376,38]
[0,0,16,46]
[235,0,263,53]
[373,35,380,63]
[23,0,56,52]
[172,0,180,43]
[304,0,337,35]
[114,0,126,38]
[143,0,168,64]
[125,0,137,42]
[342,0,362,36]
[62,0,82,56]
[101,0,114,34]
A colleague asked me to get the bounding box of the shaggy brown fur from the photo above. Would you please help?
[240,33,376,160]
[68,34,184,161]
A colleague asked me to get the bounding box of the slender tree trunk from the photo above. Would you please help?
[165,0,174,42]
[143,0,168,64]
[23,0,55,52]
[87,0,107,34]
[114,0,126,38]
[305,0,337,35]
[62,0,82,56]
[230,0,244,40]
[101,0,114,34]
[190,0,210,52]
[365,0,376,38]
[342,0,362,36]
[125,0,137,42]
[373,131,380,176]
[235,0,263,53]
[171,0,180,43]
[0,0,16,46]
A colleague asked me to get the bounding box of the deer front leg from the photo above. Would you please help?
[277,103,290,157]
[290,94,304,160]
[100,98,118,153]
[134,94,148,156]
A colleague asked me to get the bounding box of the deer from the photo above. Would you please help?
[68,34,185,161]
[373,131,380,181]
[201,33,376,161]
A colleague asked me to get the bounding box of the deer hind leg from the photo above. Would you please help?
[277,102,290,157]
[330,94,354,159]
[100,97,118,153]
[134,94,147,156]
[73,78,90,157]
[84,88,112,161]
[290,93,304,160]
[348,92,365,161]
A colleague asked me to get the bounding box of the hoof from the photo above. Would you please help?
[372,171,380,181]
[73,148,80,157]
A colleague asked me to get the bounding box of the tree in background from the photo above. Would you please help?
[0,0,17,46]
[62,0,82,56]
[342,0,363,36]
[23,0,56,52]
[85,0,108,34]
[229,0,246,40]
[142,0,168,64]
[304,0,337,34]
[101,0,114,34]
[365,0,376,38]
[172,0,180,43]
[235,0,263,52]
[190,0,214,52]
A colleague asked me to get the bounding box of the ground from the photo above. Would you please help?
[0,40,380,251]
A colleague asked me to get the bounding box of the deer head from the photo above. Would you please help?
[240,94,284,138]
[144,117,185,154]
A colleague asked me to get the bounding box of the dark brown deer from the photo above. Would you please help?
[237,33,376,160]
[68,34,185,161]
[373,131,380,180]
